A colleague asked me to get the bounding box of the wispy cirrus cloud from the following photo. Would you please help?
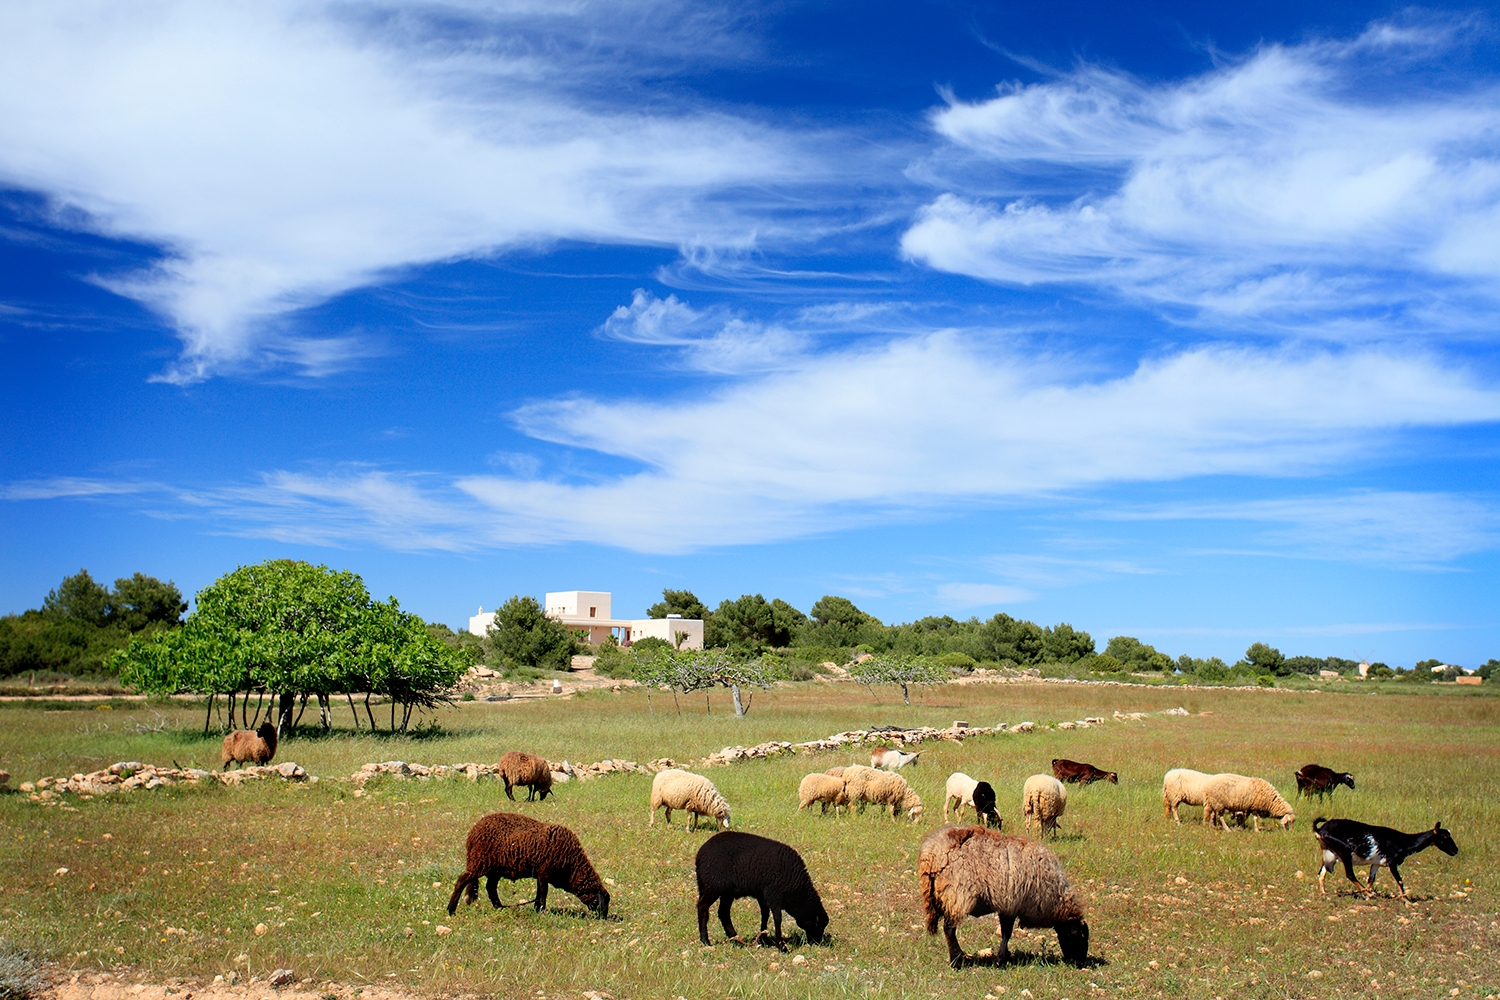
[903,19,1500,333]
[1108,490,1500,568]
[1,477,156,501]
[0,2,836,381]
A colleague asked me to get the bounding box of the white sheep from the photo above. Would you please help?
[1161,768,1215,823]
[1022,774,1066,838]
[798,772,849,816]
[1200,773,1295,831]
[944,773,982,823]
[649,768,731,830]
[848,768,923,822]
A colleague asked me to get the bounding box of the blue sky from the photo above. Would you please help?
[3,1,1499,666]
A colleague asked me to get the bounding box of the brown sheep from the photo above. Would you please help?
[220,722,277,770]
[498,750,554,801]
[919,825,1089,969]
[447,812,609,918]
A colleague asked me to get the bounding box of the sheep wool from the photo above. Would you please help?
[695,831,829,947]
[650,768,732,830]
[497,751,554,802]
[1201,774,1295,831]
[447,812,609,918]
[1021,774,1066,838]
[944,773,980,823]
[919,825,1089,969]
[850,769,923,822]
[1161,768,1215,823]
[220,722,277,770]
[798,773,849,816]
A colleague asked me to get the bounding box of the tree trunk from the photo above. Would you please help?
[227,691,237,730]
[203,694,214,736]
[292,694,310,729]
[646,690,652,713]
[901,682,910,705]
[731,684,747,717]
[277,692,296,736]
[705,692,711,714]
[365,691,377,731]
[346,692,361,731]
[319,693,332,731]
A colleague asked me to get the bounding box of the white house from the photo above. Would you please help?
[468,590,704,649]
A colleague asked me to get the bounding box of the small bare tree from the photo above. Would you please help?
[850,654,946,705]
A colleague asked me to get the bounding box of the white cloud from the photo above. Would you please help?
[0,2,819,380]
[935,582,1034,608]
[450,337,1500,551]
[903,21,1500,329]
[1,477,155,500]
[601,289,809,372]
[42,336,1500,561]
[1112,490,1500,568]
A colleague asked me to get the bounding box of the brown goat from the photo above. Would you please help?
[447,812,609,918]
[497,751,554,801]
[1052,759,1118,784]
[220,722,277,770]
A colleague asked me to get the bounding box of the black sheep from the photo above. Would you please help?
[695,831,828,948]
[447,812,609,918]
[971,781,1001,828]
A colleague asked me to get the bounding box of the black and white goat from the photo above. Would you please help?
[1313,817,1458,901]
[1295,764,1355,801]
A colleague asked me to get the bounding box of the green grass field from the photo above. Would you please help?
[2,680,1497,999]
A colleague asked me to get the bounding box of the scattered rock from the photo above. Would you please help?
[254,923,268,936]
[267,969,296,987]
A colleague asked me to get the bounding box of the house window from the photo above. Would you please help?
[589,607,596,618]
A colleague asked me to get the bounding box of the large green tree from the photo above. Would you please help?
[1104,635,1174,672]
[705,594,807,652]
[1,569,185,678]
[802,595,881,647]
[646,589,711,622]
[116,559,464,734]
[487,595,579,673]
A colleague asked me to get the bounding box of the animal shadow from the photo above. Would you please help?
[958,949,1108,970]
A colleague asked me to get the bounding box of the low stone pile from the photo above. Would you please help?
[18,760,308,803]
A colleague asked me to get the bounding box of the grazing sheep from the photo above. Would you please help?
[971,782,1000,829]
[1161,768,1214,823]
[919,825,1089,969]
[1022,774,1067,838]
[944,773,1001,827]
[847,767,923,821]
[1052,759,1118,784]
[695,831,829,948]
[497,750,554,802]
[798,773,849,816]
[871,747,921,770]
[1201,774,1295,831]
[220,722,277,770]
[447,812,609,918]
[650,768,731,830]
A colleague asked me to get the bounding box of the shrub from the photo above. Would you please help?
[937,651,978,672]
[1089,654,1126,674]
[0,940,45,1000]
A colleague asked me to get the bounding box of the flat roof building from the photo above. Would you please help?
[468,590,704,650]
